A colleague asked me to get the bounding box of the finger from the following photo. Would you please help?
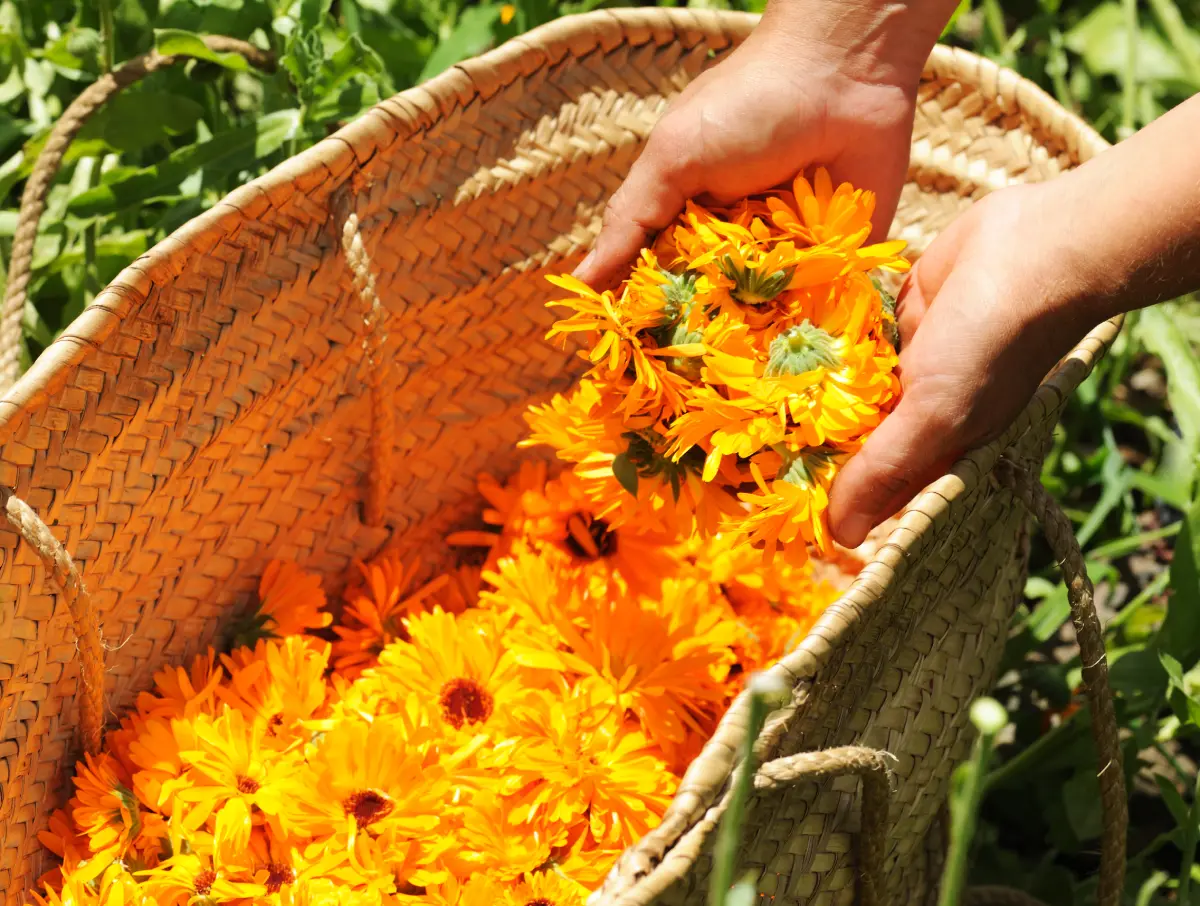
[827,391,964,548]
[572,138,697,290]
[893,269,929,351]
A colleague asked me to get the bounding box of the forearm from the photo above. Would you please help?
[754,0,962,87]
[1045,94,1200,331]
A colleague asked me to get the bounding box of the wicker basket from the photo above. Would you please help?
[0,10,1125,906]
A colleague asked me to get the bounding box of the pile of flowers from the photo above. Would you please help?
[524,168,908,564]
[32,463,856,906]
[32,170,902,906]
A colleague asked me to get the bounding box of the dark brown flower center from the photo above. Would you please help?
[236,775,260,794]
[438,677,494,729]
[266,714,285,736]
[563,514,616,560]
[194,869,216,897]
[342,789,395,828]
[526,899,555,906]
[265,862,295,893]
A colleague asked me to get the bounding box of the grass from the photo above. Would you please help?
[3,0,1200,903]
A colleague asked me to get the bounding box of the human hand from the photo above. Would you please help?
[827,183,1106,548]
[572,8,937,289]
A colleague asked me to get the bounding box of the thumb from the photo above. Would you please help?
[572,135,697,290]
[827,391,963,549]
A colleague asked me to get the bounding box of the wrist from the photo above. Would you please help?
[752,0,956,89]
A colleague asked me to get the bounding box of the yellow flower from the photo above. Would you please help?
[138,852,265,906]
[173,709,310,859]
[246,560,332,644]
[301,710,453,888]
[441,790,558,882]
[217,636,331,742]
[332,553,449,679]
[350,608,534,733]
[735,449,843,563]
[502,870,587,906]
[495,680,676,849]
[134,649,224,721]
[69,753,140,868]
[766,167,910,272]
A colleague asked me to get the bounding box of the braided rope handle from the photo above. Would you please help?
[341,213,394,528]
[0,36,275,393]
[754,745,893,906]
[994,460,1127,906]
[751,462,1126,906]
[0,488,104,754]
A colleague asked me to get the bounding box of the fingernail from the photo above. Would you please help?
[572,250,596,279]
[837,513,874,549]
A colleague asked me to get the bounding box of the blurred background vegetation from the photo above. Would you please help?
[2,0,1199,903]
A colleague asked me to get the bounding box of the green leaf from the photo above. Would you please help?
[612,453,639,498]
[154,28,252,71]
[299,0,334,32]
[419,4,502,82]
[1025,560,1113,642]
[1154,773,1191,827]
[1062,768,1104,841]
[1138,306,1200,467]
[77,91,205,153]
[1160,494,1200,664]
[1066,2,1200,84]
[68,110,301,217]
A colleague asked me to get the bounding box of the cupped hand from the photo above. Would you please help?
[827,182,1105,548]
[572,28,920,289]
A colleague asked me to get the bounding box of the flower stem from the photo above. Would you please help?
[98,0,115,73]
[709,674,787,906]
[938,698,1009,906]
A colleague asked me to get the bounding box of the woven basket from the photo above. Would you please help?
[0,10,1125,906]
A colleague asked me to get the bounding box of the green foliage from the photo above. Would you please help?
[3,0,1200,903]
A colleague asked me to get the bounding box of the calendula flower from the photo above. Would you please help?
[135,649,224,721]
[69,753,141,868]
[441,790,559,882]
[352,607,536,734]
[229,561,332,649]
[217,636,332,741]
[138,852,265,906]
[495,680,677,849]
[503,870,587,906]
[173,709,310,858]
[332,553,449,679]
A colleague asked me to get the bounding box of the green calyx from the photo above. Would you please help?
[612,431,705,501]
[764,321,841,378]
[778,447,840,489]
[658,268,698,322]
[718,255,792,305]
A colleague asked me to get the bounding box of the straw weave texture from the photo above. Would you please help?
[0,10,1116,904]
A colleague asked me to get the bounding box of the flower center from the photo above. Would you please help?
[265,863,296,894]
[526,900,555,906]
[236,775,260,794]
[563,513,617,561]
[194,870,216,897]
[438,677,494,729]
[342,789,395,828]
[764,321,841,377]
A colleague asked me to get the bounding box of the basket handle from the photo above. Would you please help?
[0,487,104,755]
[754,745,893,906]
[0,36,274,394]
[750,460,1127,906]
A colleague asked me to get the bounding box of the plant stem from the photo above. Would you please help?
[98,0,115,73]
[1179,770,1200,906]
[939,700,1009,906]
[984,707,1084,793]
[1146,0,1200,86]
[1120,0,1138,139]
[1107,569,1172,632]
[709,675,785,906]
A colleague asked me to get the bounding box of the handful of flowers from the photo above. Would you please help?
[31,465,853,906]
[524,169,909,564]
